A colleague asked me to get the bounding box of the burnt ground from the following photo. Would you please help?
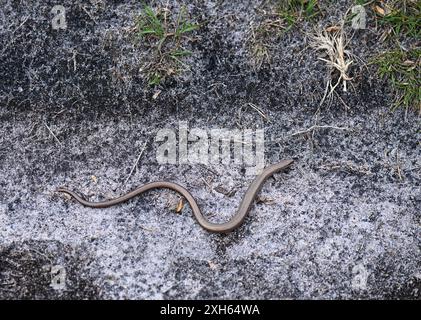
[0,0,420,299]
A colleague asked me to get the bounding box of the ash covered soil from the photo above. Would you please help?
[0,0,420,299]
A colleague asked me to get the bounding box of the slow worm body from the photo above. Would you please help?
[57,159,293,233]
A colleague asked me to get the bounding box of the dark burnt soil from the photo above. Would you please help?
[0,240,100,299]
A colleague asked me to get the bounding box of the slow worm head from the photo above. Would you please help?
[57,159,293,233]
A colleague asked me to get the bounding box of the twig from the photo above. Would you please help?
[201,177,213,192]
[291,125,349,137]
[2,16,29,54]
[82,6,97,24]
[334,90,351,110]
[247,103,270,121]
[139,225,157,232]
[219,138,252,145]
[318,79,331,109]
[72,50,77,71]
[44,122,62,146]
[124,141,147,184]
[319,161,373,175]
[14,16,29,33]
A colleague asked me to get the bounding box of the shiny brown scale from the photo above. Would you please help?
[57,160,293,233]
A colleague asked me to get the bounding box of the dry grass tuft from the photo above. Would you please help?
[309,27,353,96]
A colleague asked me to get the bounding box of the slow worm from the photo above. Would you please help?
[57,159,293,233]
